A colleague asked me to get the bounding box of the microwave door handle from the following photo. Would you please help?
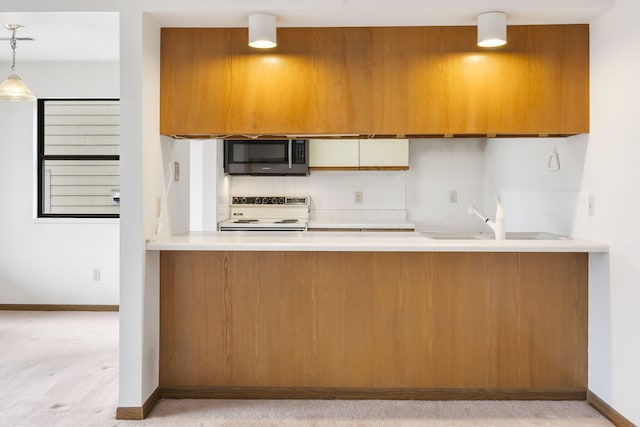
[288,140,292,169]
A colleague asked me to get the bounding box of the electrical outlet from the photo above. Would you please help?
[588,194,595,216]
[92,269,101,282]
[449,190,458,203]
[174,162,180,182]
[355,191,363,204]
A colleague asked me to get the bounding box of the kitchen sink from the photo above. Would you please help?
[420,231,570,240]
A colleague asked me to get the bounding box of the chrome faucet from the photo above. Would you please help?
[468,197,505,240]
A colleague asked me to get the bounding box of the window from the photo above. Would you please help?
[37,99,120,218]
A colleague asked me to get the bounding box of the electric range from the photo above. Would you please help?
[218,196,310,231]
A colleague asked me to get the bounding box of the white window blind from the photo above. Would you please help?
[39,99,120,217]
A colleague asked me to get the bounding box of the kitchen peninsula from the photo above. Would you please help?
[148,232,606,400]
[152,21,597,401]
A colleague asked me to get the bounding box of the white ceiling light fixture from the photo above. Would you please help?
[0,24,36,101]
[248,13,277,49]
[477,11,507,48]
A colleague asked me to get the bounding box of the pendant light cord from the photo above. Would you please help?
[10,28,17,72]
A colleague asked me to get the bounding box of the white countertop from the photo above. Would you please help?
[308,209,413,230]
[146,231,609,253]
[308,220,415,230]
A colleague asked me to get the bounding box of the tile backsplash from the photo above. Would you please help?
[222,139,588,235]
[229,170,407,214]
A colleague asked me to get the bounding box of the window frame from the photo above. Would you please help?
[37,98,120,219]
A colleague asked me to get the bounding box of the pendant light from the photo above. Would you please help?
[477,12,507,48]
[0,24,35,101]
[248,14,277,49]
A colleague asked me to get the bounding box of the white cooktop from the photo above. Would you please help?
[219,195,310,231]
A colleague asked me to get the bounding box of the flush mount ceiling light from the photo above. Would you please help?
[477,11,507,48]
[0,24,36,101]
[248,13,277,49]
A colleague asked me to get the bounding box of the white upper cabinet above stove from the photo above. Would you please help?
[309,139,409,170]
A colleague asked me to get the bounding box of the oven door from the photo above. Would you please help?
[224,139,308,175]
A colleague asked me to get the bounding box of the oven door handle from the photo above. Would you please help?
[288,140,292,169]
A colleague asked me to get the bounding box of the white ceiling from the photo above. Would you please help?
[0,12,118,62]
[0,0,615,62]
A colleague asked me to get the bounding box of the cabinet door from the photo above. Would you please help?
[359,139,409,168]
[161,27,588,137]
[309,139,359,168]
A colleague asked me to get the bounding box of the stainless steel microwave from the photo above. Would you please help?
[223,139,309,176]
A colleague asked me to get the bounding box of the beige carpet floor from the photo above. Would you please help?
[0,310,614,427]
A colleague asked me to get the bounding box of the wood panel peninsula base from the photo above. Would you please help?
[159,251,587,400]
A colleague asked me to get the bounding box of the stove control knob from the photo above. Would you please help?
[255,198,262,204]
[241,197,247,204]
[271,197,277,204]
[232,197,239,204]
[277,197,285,204]
[262,197,269,204]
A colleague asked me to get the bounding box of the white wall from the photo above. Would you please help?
[118,10,194,409]
[159,136,190,236]
[484,137,587,194]
[190,139,224,231]
[0,61,119,305]
[484,136,590,238]
[587,0,640,423]
[407,139,486,231]
[118,11,189,409]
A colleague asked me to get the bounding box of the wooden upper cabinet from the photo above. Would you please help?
[160,25,589,137]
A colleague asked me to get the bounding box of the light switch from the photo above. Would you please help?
[155,196,162,218]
